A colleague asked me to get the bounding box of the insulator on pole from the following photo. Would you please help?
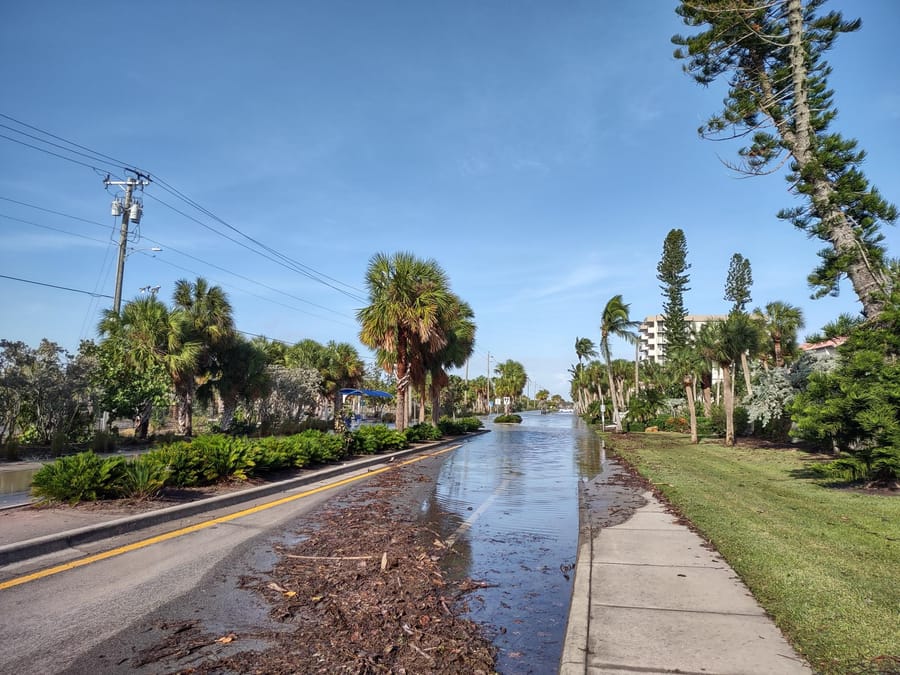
[111,199,123,216]
[129,202,142,223]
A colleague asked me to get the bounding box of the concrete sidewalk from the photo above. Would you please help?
[561,487,812,675]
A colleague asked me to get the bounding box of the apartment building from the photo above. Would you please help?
[638,314,726,364]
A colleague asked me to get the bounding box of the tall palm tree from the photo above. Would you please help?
[756,301,805,368]
[599,295,639,432]
[357,252,453,431]
[708,313,759,446]
[171,277,235,437]
[574,337,597,414]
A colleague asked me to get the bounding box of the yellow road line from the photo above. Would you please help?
[0,445,459,591]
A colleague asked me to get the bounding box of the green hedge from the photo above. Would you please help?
[31,424,416,504]
[404,423,443,443]
[437,416,483,435]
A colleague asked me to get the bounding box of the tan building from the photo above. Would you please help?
[638,314,726,364]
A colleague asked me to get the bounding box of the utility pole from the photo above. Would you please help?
[105,172,150,314]
[486,352,492,414]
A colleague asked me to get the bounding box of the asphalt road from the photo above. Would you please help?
[0,463,403,674]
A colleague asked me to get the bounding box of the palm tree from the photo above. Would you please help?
[665,346,703,443]
[357,252,453,431]
[494,360,527,413]
[97,296,199,438]
[693,323,719,417]
[171,277,235,436]
[599,295,639,432]
[756,301,805,368]
[574,337,597,414]
[203,336,271,431]
[708,313,759,446]
[323,341,365,429]
[423,296,476,425]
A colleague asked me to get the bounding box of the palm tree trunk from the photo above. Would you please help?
[722,364,734,446]
[740,352,753,397]
[684,378,698,444]
[606,367,620,432]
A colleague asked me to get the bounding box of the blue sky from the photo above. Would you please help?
[1,1,898,397]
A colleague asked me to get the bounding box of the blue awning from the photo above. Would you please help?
[339,388,393,399]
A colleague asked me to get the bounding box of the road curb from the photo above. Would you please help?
[0,432,485,567]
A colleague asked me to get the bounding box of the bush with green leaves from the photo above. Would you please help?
[437,416,482,435]
[791,291,900,484]
[809,447,900,486]
[251,436,293,473]
[190,434,255,482]
[117,454,170,500]
[31,451,123,504]
[149,441,204,487]
[296,429,346,463]
[349,425,408,454]
[708,404,749,438]
[493,414,522,424]
[404,423,442,443]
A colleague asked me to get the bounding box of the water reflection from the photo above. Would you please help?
[424,411,602,674]
[0,467,37,495]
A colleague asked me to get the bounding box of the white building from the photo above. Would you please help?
[638,314,726,364]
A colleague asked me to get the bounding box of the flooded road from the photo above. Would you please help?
[422,411,603,674]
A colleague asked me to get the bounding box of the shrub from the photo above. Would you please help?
[708,405,750,437]
[252,436,293,473]
[150,441,203,487]
[810,447,900,486]
[404,423,442,443]
[438,416,483,435]
[295,429,345,464]
[31,452,123,504]
[349,425,408,454]
[117,455,170,500]
[192,435,255,482]
[494,414,523,424]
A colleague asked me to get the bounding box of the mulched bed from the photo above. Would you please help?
[143,462,497,674]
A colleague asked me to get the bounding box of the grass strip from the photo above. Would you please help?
[608,432,899,675]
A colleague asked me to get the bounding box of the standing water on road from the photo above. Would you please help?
[421,411,603,674]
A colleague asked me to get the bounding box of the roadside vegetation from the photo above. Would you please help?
[608,432,899,675]
[31,418,482,505]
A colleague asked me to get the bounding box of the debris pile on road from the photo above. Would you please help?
[178,465,497,674]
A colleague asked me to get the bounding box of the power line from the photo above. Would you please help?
[0,194,357,319]
[0,273,113,298]
[0,112,138,170]
[1,113,367,303]
[0,212,112,246]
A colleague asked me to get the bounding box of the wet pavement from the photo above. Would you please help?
[422,411,601,674]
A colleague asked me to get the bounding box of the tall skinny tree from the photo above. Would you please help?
[673,0,897,318]
[724,252,755,395]
[657,229,691,356]
[600,295,639,432]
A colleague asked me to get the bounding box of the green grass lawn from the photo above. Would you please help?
[607,432,899,675]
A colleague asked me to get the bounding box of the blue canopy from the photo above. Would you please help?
[339,388,393,399]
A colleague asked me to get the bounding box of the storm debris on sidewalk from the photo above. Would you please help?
[174,466,497,674]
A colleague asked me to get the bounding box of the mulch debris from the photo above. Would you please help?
[139,464,497,674]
